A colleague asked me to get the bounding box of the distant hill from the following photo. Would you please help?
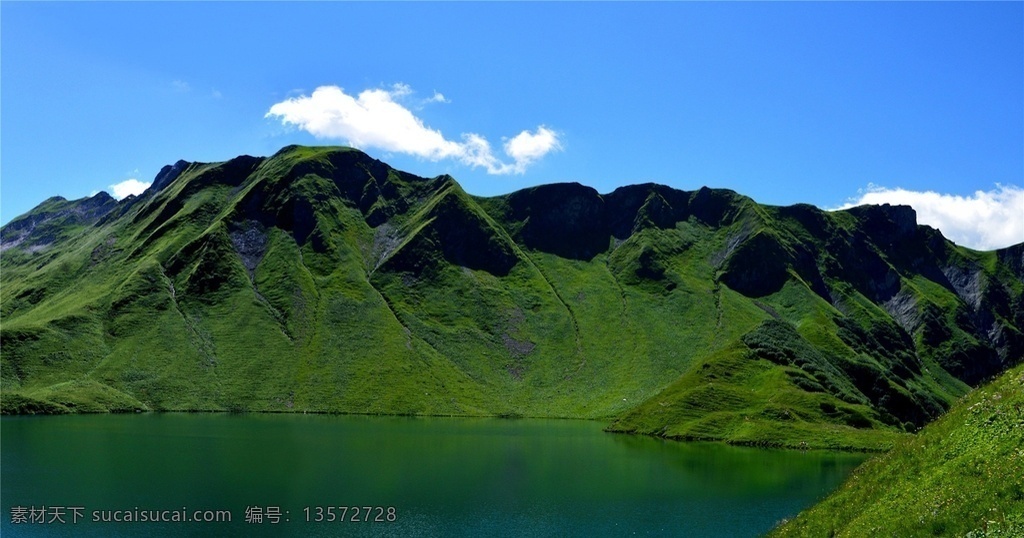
[2,145,1021,450]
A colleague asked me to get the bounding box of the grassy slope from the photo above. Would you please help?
[605,342,905,452]
[1,146,1020,454]
[770,362,1024,537]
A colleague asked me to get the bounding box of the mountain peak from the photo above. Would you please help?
[844,203,918,238]
[151,159,192,193]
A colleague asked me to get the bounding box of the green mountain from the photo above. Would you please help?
[2,145,1021,450]
[769,362,1024,537]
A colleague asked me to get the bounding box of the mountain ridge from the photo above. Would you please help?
[2,145,1021,451]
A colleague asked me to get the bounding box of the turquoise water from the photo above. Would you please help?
[1,414,867,536]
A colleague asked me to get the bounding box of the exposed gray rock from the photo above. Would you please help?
[228,220,268,277]
[369,222,402,273]
[942,264,984,311]
[710,221,753,269]
[883,287,920,333]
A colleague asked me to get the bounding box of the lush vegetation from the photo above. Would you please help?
[770,362,1024,537]
[1,146,1021,455]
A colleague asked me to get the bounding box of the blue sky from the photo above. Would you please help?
[2,2,1021,249]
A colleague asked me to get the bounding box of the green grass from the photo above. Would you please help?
[770,362,1024,537]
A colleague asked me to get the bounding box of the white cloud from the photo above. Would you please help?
[267,85,462,160]
[109,179,152,200]
[211,89,223,99]
[504,127,562,173]
[427,91,450,104]
[390,82,413,98]
[265,84,561,175]
[172,80,191,93]
[834,184,1024,251]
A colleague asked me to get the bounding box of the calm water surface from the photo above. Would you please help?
[1,414,867,537]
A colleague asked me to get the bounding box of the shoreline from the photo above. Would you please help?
[1,401,895,453]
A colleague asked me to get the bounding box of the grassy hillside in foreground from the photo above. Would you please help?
[770,362,1024,537]
[1,145,1021,451]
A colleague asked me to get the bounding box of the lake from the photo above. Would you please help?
[1,414,867,536]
